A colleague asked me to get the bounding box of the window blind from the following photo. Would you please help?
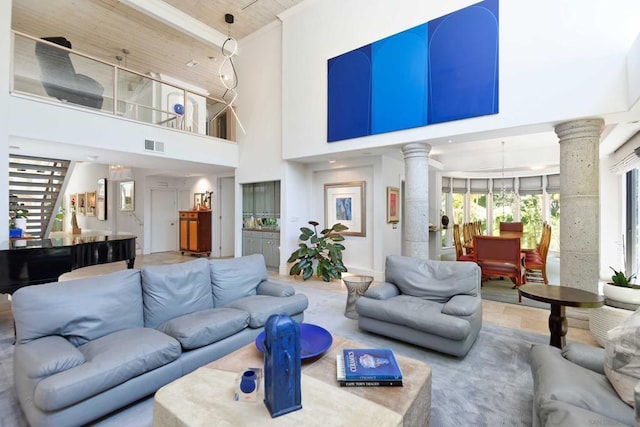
[442,176,451,193]
[492,178,514,193]
[452,178,468,193]
[546,174,560,193]
[519,176,543,195]
[470,178,490,193]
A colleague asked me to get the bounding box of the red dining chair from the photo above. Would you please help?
[473,235,525,301]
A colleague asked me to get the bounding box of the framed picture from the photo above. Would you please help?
[97,178,107,221]
[324,181,366,237]
[77,193,86,215]
[120,181,135,211]
[387,187,400,223]
[86,191,96,216]
[194,193,203,209]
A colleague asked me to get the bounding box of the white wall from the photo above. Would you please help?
[628,33,640,107]
[280,0,640,161]
[65,163,112,233]
[0,1,10,249]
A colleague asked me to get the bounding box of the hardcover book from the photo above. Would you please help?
[336,354,403,386]
[337,348,403,381]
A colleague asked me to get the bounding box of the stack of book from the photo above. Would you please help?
[336,347,403,387]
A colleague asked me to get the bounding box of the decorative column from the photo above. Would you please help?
[555,118,604,328]
[402,143,431,259]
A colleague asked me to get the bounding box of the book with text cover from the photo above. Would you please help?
[338,348,403,381]
[336,354,403,387]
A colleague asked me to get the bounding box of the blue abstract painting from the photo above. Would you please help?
[327,0,499,142]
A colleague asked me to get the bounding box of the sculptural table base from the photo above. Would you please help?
[548,304,568,349]
[343,276,373,319]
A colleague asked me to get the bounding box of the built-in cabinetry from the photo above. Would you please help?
[179,210,212,256]
[243,181,280,218]
[242,230,280,268]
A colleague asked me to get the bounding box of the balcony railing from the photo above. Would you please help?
[10,31,236,141]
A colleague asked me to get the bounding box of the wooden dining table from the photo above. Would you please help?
[464,230,530,251]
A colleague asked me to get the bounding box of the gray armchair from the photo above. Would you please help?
[355,255,482,357]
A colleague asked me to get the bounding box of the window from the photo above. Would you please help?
[546,174,560,252]
[492,177,515,235]
[520,194,544,248]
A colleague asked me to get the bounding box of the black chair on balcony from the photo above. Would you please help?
[34,37,104,109]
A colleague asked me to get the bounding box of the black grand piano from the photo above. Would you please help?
[0,234,136,294]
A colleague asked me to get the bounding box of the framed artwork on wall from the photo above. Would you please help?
[194,193,203,209]
[324,181,366,237]
[77,192,86,215]
[86,191,96,216]
[97,178,107,221]
[387,187,400,223]
[120,181,135,212]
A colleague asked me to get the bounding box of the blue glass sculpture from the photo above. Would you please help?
[263,314,302,418]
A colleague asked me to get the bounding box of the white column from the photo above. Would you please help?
[402,143,431,259]
[555,118,604,328]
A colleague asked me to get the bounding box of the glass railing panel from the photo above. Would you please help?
[11,32,237,142]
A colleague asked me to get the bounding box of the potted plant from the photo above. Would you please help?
[287,220,348,282]
[603,267,640,305]
[10,195,29,235]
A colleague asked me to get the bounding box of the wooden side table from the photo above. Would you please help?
[518,284,604,349]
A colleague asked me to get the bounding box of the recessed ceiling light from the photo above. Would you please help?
[328,159,336,164]
[185,60,199,68]
[87,155,99,162]
[447,139,453,144]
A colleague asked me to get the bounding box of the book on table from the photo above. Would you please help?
[336,348,403,387]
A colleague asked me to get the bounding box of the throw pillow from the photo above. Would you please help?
[209,254,267,306]
[604,307,640,406]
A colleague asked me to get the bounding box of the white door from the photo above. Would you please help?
[150,189,177,253]
[219,177,235,257]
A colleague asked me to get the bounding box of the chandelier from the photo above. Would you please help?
[211,13,246,134]
[497,141,515,216]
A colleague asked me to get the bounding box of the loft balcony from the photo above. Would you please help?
[10,31,237,142]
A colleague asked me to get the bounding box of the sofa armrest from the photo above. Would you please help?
[256,280,295,297]
[561,342,605,375]
[442,294,481,317]
[363,282,399,300]
[14,335,85,379]
[635,381,640,425]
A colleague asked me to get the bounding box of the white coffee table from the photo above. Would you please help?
[153,336,431,426]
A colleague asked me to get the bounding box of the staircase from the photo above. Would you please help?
[9,154,71,239]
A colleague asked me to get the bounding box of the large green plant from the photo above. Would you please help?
[287,221,348,282]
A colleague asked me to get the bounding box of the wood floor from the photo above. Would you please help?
[37,251,599,348]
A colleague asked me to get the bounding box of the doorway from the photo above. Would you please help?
[150,189,177,253]
[219,177,235,257]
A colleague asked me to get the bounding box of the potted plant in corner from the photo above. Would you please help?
[603,267,640,305]
[287,220,348,282]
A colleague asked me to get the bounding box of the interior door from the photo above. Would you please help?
[151,189,177,253]
[219,177,235,257]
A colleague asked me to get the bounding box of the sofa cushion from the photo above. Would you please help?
[209,254,268,307]
[33,327,181,412]
[356,295,471,340]
[157,308,250,350]
[12,269,143,346]
[225,294,309,328]
[385,255,479,303]
[529,344,634,426]
[141,258,213,329]
[604,308,640,406]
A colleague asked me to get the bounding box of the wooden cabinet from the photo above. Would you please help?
[179,210,212,256]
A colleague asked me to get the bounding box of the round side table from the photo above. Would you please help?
[588,305,633,347]
[342,275,373,319]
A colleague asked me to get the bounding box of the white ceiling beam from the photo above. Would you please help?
[118,0,231,51]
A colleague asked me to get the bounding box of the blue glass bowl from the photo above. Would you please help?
[255,323,333,360]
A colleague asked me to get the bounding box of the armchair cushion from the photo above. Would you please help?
[561,342,605,375]
[363,282,400,300]
[442,294,482,317]
[256,280,295,297]
[604,308,640,406]
[385,255,478,303]
[209,254,267,306]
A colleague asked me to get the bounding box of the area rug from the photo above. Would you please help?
[0,283,550,427]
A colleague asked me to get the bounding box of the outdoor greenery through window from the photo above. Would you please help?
[469,194,486,234]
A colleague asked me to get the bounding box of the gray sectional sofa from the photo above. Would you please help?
[11,254,308,427]
[355,255,482,357]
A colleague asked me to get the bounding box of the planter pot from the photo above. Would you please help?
[603,282,640,305]
[14,217,27,232]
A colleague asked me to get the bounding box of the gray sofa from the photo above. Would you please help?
[355,255,482,357]
[12,254,308,427]
[529,343,639,426]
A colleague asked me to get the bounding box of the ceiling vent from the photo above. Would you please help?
[144,139,165,154]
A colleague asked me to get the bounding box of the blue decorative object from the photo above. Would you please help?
[255,323,333,359]
[240,370,257,393]
[327,0,499,142]
[173,103,184,115]
[263,314,302,418]
[9,228,22,238]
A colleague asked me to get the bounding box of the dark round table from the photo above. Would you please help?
[518,284,604,348]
